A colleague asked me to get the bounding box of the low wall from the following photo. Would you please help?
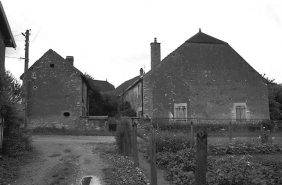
[78,116,108,131]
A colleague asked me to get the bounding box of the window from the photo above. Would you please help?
[234,103,247,121]
[174,103,187,122]
[236,105,246,121]
[50,64,54,68]
[31,72,36,79]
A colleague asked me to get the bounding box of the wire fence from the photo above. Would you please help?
[116,117,282,185]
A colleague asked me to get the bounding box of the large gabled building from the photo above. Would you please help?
[117,30,270,122]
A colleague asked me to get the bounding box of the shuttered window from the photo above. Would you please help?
[235,105,246,121]
[174,103,187,121]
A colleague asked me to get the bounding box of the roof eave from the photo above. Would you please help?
[118,77,143,97]
[0,2,16,48]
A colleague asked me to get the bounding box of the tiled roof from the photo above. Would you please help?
[20,49,87,83]
[111,76,140,96]
[90,79,115,92]
[186,29,227,44]
[112,30,231,96]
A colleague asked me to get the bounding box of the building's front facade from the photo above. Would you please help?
[119,30,270,122]
[21,49,89,129]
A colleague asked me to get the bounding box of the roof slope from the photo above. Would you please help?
[20,49,86,81]
[90,79,115,92]
[0,2,16,48]
[112,76,140,96]
[186,29,227,44]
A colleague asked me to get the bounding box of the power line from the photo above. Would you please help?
[31,28,40,44]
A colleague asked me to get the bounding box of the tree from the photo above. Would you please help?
[262,74,282,120]
[1,71,32,156]
[116,101,137,117]
[1,71,22,120]
[84,73,118,116]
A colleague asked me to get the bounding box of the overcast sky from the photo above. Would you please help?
[2,0,282,87]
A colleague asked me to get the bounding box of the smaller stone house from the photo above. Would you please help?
[20,49,89,129]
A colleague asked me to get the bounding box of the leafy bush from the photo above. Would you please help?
[115,118,132,155]
[140,130,282,184]
[155,149,282,185]
[209,138,282,155]
[155,131,192,153]
[207,155,279,185]
[2,131,33,156]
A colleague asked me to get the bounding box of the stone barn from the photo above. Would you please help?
[116,30,270,122]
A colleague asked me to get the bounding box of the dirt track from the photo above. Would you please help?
[9,135,115,185]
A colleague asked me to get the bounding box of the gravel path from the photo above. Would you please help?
[9,135,115,185]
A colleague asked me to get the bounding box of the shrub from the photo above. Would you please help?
[115,118,132,155]
[155,131,192,153]
[2,130,33,156]
[208,138,282,155]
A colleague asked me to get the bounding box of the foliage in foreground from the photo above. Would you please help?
[140,131,282,185]
[1,71,33,156]
[98,143,149,185]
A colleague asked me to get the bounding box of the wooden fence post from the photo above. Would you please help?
[191,121,194,148]
[123,122,130,157]
[229,121,232,141]
[157,121,159,132]
[132,122,139,167]
[123,123,126,157]
[195,129,207,185]
[150,129,157,185]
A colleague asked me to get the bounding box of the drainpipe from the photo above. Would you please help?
[141,77,144,118]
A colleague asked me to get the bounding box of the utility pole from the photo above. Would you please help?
[22,29,30,130]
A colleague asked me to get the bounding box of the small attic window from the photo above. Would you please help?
[50,64,54,68]
[63,112,70,117]
[32,72,36,79]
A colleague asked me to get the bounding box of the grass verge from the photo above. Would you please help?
[29,126,115,136]
[0,150,38,185]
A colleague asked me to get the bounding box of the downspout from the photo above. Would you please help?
[141,77,144,118]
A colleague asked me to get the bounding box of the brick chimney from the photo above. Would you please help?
[66,56,74,66]
[150,38,161,69]
[140,68,144,76]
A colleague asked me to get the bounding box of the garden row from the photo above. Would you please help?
[138,130,282,185]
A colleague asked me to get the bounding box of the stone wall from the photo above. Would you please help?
[123,80,142,116]
[142,42,269,120]
[78,116,108,131]
[25,49,88,129]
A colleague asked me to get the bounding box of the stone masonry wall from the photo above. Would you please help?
[26,50,85,129]
[143,42,269,120]
[123,80,142,116]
